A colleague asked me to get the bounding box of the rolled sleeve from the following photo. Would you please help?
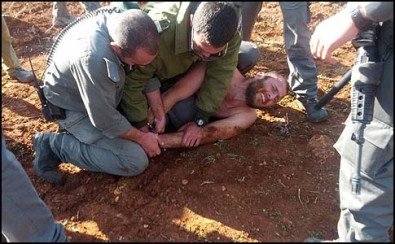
[120,64,157,124]
[346,2,393,23]
[362,2,393,22]
[143,76,161,93]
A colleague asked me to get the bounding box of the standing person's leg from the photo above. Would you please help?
[337,157,393,241]
[334,121,393,241]
[240,2,263,41]
[1,16,33,83]
[237,41,261,75]
[280,2,328,123]
[2,16,20,74]
[52,2,75,28]
[79,2,101,13]
[334,30,394,241]
[2,136,66,242]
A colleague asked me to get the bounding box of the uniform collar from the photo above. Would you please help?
[110,44,125,70]
[106,16,124,69]
[174,2,199,55]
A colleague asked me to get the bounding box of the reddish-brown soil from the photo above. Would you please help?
[2,2,390,242]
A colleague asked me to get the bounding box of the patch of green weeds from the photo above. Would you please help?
[213,140,226,151]
[281,222,293,232]
[180,151,198,158]
[10,142,28,158]
[251,135,261,148]
[197,231,207,240]
[307,230,325,239]
[203,155,216,164]
[269,209,282,220]
[227,153,246,164]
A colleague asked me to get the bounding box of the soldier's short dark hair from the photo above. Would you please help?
[112,9,159,57]
[192,2,238,48]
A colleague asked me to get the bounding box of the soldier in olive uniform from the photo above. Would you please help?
[119,2,260,136]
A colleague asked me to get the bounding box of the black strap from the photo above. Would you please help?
[43,7,124,79]
[381,44,393,62]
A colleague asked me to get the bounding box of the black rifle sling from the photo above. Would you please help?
[44,7,123,74]
[34,7,123,121]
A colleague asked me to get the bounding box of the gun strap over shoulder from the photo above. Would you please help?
[45,7,124,72]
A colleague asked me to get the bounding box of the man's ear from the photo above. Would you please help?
[110,42,122,55]
[190,14,193,27]
[254,72,265,79]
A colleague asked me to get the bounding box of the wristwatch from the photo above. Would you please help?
[194,117,207,127]
[350,6,376,32]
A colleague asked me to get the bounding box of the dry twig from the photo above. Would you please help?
[298,188,304,207]
[200,180,215,186]
[278,179,287,188]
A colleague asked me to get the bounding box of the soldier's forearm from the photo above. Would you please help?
[146,90,165,119]
[162,90,179,114]
[161,62,206,114]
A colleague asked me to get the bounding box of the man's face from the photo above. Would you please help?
[246,72,288,109]
[190,28,228,61]
[119,48,156,69]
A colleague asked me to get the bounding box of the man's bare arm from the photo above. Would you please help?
[162,62,206,113]
[159,107,257,148]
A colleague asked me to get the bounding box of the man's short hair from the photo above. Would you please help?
[112,9,159,57]
[192,2,238,48]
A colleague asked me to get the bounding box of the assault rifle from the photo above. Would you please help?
[316,26,381,195]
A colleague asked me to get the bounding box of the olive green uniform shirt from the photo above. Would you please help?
[120,2,242,127]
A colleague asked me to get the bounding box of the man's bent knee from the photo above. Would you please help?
[121,150,149,177]
[238,41,261,74]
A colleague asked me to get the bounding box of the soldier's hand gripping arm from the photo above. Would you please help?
[145,89,166,133]
[161,62,206,114]
[121,126,162,157]
[120,62,158,128]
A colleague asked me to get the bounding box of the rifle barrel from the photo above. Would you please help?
[315,69,352,110]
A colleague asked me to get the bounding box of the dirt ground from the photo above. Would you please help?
[2,2,391,242]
